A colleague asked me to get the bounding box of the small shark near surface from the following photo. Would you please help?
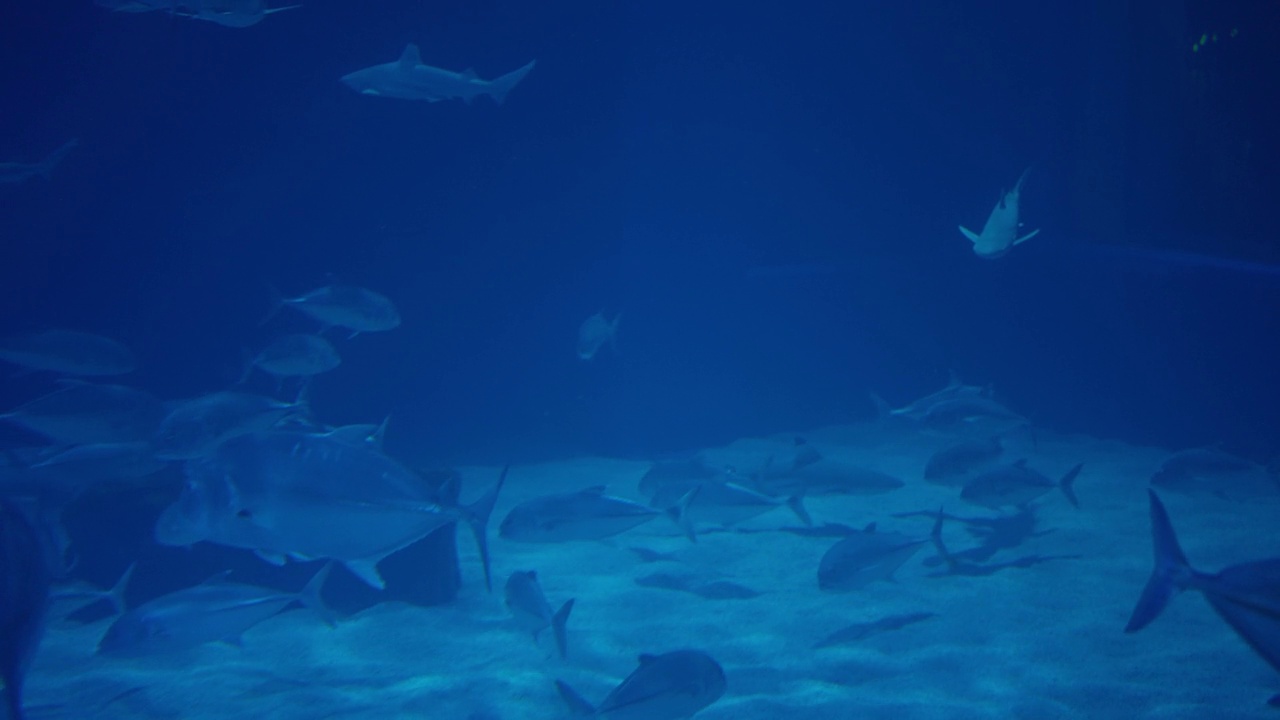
[341,44,535,105]
[1127,490,1280,708]
[959,167,1040,259]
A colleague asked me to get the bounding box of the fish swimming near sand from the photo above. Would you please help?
[960,460,1082,510]
[504,570,574,659]
[500,486,695,543]
[817,523,929,592]
[1126,490,1280,707]
[1149,447,1280,502]
[555,649,726,719]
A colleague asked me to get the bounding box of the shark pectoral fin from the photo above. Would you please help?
[958,226,981,244]
[1014,228,1041,245]
[398,44,422,71]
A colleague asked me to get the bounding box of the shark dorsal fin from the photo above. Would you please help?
[398,44,422,71]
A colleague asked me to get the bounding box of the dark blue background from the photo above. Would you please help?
[3,0,1279,469]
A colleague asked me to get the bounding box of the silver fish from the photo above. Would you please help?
[244,334,340,380]
[648,477,809,529]
[270,285,400,334]
[154,433,504,590]
[555,649,726,720]
[499,486,692,543]
[97,564,332,657]
[817,523,929,592]
[152,391,303,461]
[576,311,621,360]
[1150,447,1279,501]
[0,380,164,445]
[960,460,1082,510]
[0,329,134,376]
[504,570,574,659]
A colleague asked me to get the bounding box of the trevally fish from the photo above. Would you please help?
[555,649,726,720]
[499,486,694,543]
[0,380,164,445]
[0,329,135,376]
[341,44,536,106]
[241,334,340,382]
[960,460,1082,510]
[817,523,929,592]
[97,564,332,657]
[1150,447,1280,502]
[923,436,1004,486]
[0,499,53,720]
[959,167,1040,259]
[0,140,77,185]
[812,611,936,649]
[648,477,809,529]
[151,390,305,460]
[637,457,731,499]
[268,285,401,335]
[1126,490,1280,707]
[504,570,574,659]
[154,433,505,590]
[576,311,621,360]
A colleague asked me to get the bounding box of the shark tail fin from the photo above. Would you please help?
[487,60,535,105]
[38,139,78,180]
[1125,490,1192,633]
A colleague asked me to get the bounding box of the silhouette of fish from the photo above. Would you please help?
[1126,490,1280,707]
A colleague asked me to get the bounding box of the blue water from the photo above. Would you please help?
[2,2,1278,718]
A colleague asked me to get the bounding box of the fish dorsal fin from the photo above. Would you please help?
[398,44,422,71]
[460,67,478,80]
[863,522,877,533]
[638,653,658,665]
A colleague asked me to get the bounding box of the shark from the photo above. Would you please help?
[341,44,535,105]
[959,167,1040,259]
[0,140,77,186]
[175,0,301,28]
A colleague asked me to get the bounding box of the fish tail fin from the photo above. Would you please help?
[1125,490,1192,633]
[486,60,535,105]
[869,392,892,419]
[551,598,574,659]
[297,563,337,627]
[1058,463,1083,508]
[461,466,508,592]
[929,506,961,574]
[37,138,78,179]
[665,485,700,543]
[786,493,812,526]
[554,680,595,716]
[104,562,136,615]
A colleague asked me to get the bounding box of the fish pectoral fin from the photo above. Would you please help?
[1014,228,1040,245]
[344,559,387,590]
[958,226,981,243]
[254,550,288,566]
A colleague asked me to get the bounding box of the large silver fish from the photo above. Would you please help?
[154,432,504,590]
[0,380,164,445]
[97,564,332,657]
[817,523,928,592]
[268,285,401,335]
[960,460,1081,510]
[555,649,726,720]
[0,329,135,376]
[500,486,692,543]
